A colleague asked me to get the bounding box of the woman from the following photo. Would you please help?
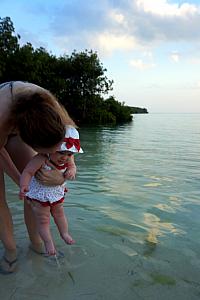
[0,81,75,273]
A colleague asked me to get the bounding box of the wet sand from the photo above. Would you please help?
[1,224,200,300]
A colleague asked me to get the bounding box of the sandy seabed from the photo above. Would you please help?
[1,228,200,300]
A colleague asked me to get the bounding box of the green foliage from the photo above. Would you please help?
[0,16,20,78]
[0,16,147,124]
[129,106,148,114]
[105,96,133,123]
[0,17,19,54]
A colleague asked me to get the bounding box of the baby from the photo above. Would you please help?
[19,127,83,255]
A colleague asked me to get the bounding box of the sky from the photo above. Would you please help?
[1,0,200,113]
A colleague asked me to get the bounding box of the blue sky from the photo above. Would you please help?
[1,0,200,113]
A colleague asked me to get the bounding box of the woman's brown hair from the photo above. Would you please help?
[10,89,76,148]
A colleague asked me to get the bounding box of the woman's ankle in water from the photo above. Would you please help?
[4,248,17,261]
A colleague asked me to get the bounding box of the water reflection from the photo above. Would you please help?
[144,213,185,244]
[2,114,200,299]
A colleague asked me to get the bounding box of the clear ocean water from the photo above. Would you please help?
[1,113,200,299]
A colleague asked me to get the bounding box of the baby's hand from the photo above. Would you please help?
[65,167,76,180]
[19,186,29,200]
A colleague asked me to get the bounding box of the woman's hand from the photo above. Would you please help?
[35,161,65,186]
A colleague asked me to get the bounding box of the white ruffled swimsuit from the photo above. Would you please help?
[26,163,67,206]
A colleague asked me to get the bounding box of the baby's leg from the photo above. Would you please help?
[30,201,56,255]
[51,203,75,245]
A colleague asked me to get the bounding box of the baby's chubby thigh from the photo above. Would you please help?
[30,201,51,225]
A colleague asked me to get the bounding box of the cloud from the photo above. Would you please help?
[126,1,200,44]
[18,0,200,56]
[189,57,200,64]
[90,32,137,55]
[170,51,180,62]
[136,0,199,17]
[55,0,200,52]
[130,59,156,70]
[109,10,125,24]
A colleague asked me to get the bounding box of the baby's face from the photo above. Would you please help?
[50,151,73,165]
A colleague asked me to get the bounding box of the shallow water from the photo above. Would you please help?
[1,114,200,300]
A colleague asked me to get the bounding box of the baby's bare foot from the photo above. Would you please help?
[44,241,56,255]
[62,233,75,245]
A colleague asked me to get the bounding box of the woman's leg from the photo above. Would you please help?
[0,168,18,273]
[30,201,56,255]
[5,135,43,253]
[51,203,75,245]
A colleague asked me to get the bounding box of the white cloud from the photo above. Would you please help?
[90,32,137,55]
[130,59,156,70]
[143,51,153,58]
[109,10,125,24]
[170,51,180,62]
[23,0,200,56]
[189,57,200,64]
[136,0,199,17]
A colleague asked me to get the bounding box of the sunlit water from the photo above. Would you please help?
[1,114,200,300]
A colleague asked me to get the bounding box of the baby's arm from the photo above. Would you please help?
[19,154,45,200]
[64,155,77,180]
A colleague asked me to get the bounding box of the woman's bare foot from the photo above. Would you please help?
[0,250,18,274]
[62,233,75,245]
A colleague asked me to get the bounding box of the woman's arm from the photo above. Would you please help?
[19,154,45,199]
[0,147,21,186]
[0,106,21,185]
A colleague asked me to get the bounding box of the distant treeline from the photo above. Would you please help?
[129,107,148,114]
[0,16,148,125]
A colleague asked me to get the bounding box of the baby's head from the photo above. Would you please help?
[49,127,83,165]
